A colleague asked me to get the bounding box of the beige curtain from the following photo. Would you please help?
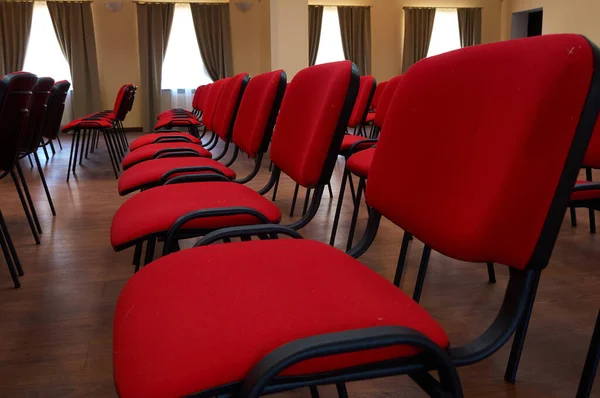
[0,1,34,76]
[136,3,174,132]
[402,7,436,73]
[308,5,324,66]
[337,6,371,75]
[190,3,233,82]
[457,8,482,48]
[47,1,101,119]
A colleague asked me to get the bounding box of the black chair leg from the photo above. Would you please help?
[85,129,92,159]
[571,207,578,227]
[27,154,33,168]
[504,271,541,383]
[144,237,156,266]
[103,130,120,179]
[133,241,143,273]
[66,131,76,182]
[16,162,42,234]
[0,209,23,276]
[348,172,356,204]
[577,309,600,398]
[309,386,320,398]
[487,262,496,283]
[48,138,56,155]
[72,130,82,175]
[79,130,87,165]
[0,226,20,288]
[289,183,299,217]
[329,168,349,246]
[302,188,312,216]
[345,177,365,251]
[335,383,349,398]
[33,152,56,216]
[412,245,432,303]
[393,231,413,287]
[56,135,62,150]
[327,182,333,198]
[41,141,49,161]
[10,170,40,244]
[271,173,280,201]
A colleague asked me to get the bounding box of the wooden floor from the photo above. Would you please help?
[0,133,598,397]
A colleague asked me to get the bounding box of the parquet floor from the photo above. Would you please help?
[0,133,597,397]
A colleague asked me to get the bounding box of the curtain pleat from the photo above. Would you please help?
[0,1,34,76]
[457,8,482,48]
[401,8,436,73]
[308,5,324,66]
[337,6,371,75]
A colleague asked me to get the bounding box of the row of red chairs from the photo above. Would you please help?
[109,35,599,397]
[0,72,70,287]
[61,84,137,181]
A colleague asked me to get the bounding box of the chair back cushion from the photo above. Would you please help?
[0,72,37,171]
[213,73,249,141]
[20,77,55,154]
[202,79,228,132]
[374,75,403,128]
[42,80,71,140]
[583,118,600,168]
[370,80,388,110]
[270,61,360,188]
[347,75,376,128]
[367,34,600,270]
[232,70,286,158]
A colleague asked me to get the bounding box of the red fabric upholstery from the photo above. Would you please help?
[212,73,248,141]
[570,180,600,201]
[113,239,449,398]
[340,134,366,152]
[347,148,375,178]
[347,75,375,127]
[367,34,596,270]
[112,85,128,114]
[121,142,212,170]
[110,182,281,249]
[232,70,285,158]
[270,61,357,188]
[117,158,236,195]
[370,80,388,110]
[583,118,600,169]
[365,112,375,123]
[374,75,403,128]
[129,132,201,151]
[62,117,112,132]
[202,78,229,132]
[196,83,212,112]
[154,116,200,130]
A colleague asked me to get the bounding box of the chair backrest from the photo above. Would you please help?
[270,61,360,188]
[0,72,37,171]
[367,34,600,271]
[202,79,228,131]
[19,77,55,155]
[370,80,388,110]
[42,80,71,140]
[127,85,137,113]
[112,84,128,114]
[213,73,249,141]
[374,75,402,128]
[197,83,212,113]
[347,75,376,128]
[114,84,134,121]
[232,70,287,158]
[191,85,204,111]
[583,118,600,168]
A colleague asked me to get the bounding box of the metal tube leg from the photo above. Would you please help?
[49,138,56,155]
[133,241,143,273]
[27,154,33,168]
[79,130,87,165]
[16,162,42,235]
[487,262,496,283]
[271,173,280,201]
[0,227,20,288]
[309,386,320,398]
[504,272,541,383]
[0,210,23,276]
[335,383,349,398]
[66,132,76,182]
[577,309,600,398]
[570,207,578,227]
[393,231,413,287]
[143,237,156,266]
[345,177,365,251]
[34,152,56,216]
[348,172,356,204]
[73,130,82,175]
[103,131,120,179]
[289,183,299,217]
[329,168,349,246]
[412,245,432,303]
[85,128,92,159]
[302,188,312,216]
[327,182,333,198]
[41,140,49,160]
[10,171,40,244]
[56,135,62,150]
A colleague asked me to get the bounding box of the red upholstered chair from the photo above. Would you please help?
[0,72,38,287]
[62,84,136,181]
[120,74,249,171]
[39,80,71,157]
[153,84,209,137]
[112,35,600,398]
[363,80,387,136]
[110,61,359,271]
[117,70,286,196]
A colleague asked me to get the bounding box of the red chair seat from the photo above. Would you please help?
[155,116,200,130]
[347,148,375,178]
[570,180,600,201]
[110,182,281,249]
[365,112,375,123]
[62,117,112,132]
[129,132,202,151]
[121,142,212,170]
[118,157,237,195]
[340,134,366,152]
[113,239,449,398]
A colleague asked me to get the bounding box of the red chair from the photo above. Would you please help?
[364,80,388,136]
[153,84,209,137]
[117,70,286,196]
[38,80,71,157]
[120,75,249,171]
[110,61,359,271]
[112,35,600,398]
[0,72,38,287]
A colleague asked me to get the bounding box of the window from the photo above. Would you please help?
[315,6,346,65]
[23,2,72,83]
[427,8,462,57]
[161,3,213,90]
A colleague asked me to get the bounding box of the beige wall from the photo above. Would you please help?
[509,0,600,44]
[270,0,309,79]
[230,0,271,76]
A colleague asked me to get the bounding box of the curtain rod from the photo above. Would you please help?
[311,4,372,7]
[403,6,482,9]
[133,1,226,4]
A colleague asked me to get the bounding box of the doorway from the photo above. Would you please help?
[511,8,543,39]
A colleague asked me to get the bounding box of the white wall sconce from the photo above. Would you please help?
[105,0,123,12]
